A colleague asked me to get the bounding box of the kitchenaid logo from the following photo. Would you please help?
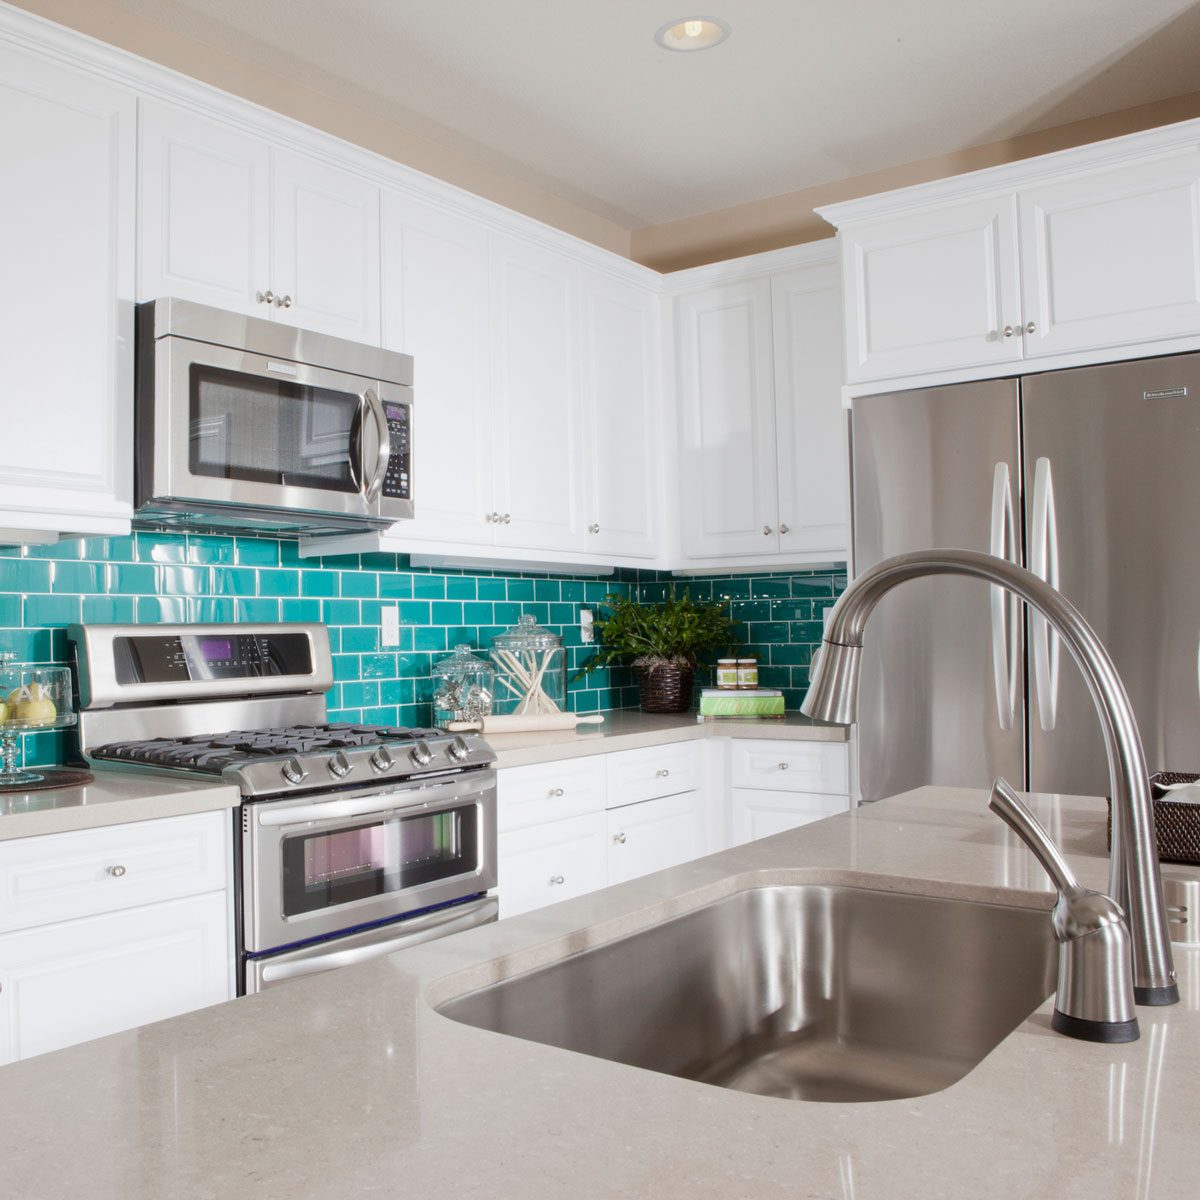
[1143,386,1188,400]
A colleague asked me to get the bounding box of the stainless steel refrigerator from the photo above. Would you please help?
[851,352,1200,803]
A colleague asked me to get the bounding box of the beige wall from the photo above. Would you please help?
[14,0,1200,274]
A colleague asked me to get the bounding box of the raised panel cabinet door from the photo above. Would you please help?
[0,891,230,1065]
[1019,150,1200,358]
[271,149,381,343]
[381,192,495,544]
[840,195,1023,381]
[139,101,270,314]
[606,791,707,886]
[676,279,779,558]
[490,236,584,553]
[0,45,134,535]
[729,789,849,847]
[579,270,658,558]
[771,265,849,559]
[497,813,607,918]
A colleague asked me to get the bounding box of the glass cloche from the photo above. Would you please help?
[490,614,566,716]
[432,644,495,728]
[0,652,77,786]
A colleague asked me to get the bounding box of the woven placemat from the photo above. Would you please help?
[0,768,94,794]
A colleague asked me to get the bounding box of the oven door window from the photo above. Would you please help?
[190,364,362,492]
[280,805,478,917]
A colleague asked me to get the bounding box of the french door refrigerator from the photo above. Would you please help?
[851,351,1200,804]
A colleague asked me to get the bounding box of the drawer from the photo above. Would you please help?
[498,812,607,918]
[730,740,848,794]
[497,756,606,833]
[605,741,701,809]
[730,788,850,847]
[0,810,230,935]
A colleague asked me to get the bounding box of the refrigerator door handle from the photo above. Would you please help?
[989,462,1020,730]
[1030,456,1061,731]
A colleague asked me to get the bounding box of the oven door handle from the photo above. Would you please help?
[257,778,477,827]
[256,896,499,985]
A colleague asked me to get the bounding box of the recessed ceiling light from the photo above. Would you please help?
[654,16,731,52]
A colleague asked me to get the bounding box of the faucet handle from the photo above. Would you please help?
[989,778,1140,1044]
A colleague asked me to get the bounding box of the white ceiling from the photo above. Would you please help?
[111,0,1200,227]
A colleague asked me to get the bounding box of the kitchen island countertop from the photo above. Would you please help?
[1,785,1198,1198]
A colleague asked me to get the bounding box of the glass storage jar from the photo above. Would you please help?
[431,644,495,728]
[0,652,77,786]
[490,615,566,716]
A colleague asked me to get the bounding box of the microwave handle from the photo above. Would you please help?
[361,387,391,504]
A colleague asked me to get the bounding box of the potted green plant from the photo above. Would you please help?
[575,591,737,714]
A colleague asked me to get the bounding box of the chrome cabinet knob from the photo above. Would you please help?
[549,786,565,797]
[655,768,670,778]
[548,875,565,885]
[763,525,773,536]
[106,864,127,878]
[447,736,470,762]
[1002,325,1016,339]
[409,740,434,767]
[778,762,790,771]
[780,523,790,535]
[275,294,293,308]
[256,289,275,305]
[369,746,394,773]
[281,756,309,785]
[327,750,352,778]
[588,523,600,534]
[1024,320,1036,334]
[502,513,511,524]
[613,832,627,844]
[488,511,501,523]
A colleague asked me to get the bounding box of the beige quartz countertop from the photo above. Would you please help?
[0,769,240,840]
[2,785,1199,1198]
[487,707,849,767]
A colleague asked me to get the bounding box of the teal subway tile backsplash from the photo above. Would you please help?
[0,531,845,767]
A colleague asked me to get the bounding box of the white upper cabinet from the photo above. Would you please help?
[772,266,848,558]
[838,195,1023,382]
[139,101,269,315]
[676,278,780,558]
[579,270,658,559]
[139,104,380,342]
[0,43,134,542]
[381,192,495,544]
[271,149,380,343]
[490,236,584,554]
[1019,149,1200,358]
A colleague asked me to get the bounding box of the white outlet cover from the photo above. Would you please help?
[381,604,401,648]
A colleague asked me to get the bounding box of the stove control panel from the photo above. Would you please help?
[113,632,314,686]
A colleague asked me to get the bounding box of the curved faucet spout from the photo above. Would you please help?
[802,548,1178,1006]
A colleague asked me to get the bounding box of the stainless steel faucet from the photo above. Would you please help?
[802,548,1179,1008]
[989,777,1138,1041]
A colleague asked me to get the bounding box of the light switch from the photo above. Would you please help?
[381,604,400,648]
[580,607,594,644]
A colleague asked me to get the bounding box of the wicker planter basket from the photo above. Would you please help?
[1105,771,1200,866]
[636,663,695,714]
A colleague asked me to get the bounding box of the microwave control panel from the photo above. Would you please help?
[382,402,411,501]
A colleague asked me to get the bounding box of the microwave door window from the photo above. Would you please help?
[189,364,361,492]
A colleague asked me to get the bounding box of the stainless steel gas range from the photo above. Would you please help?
[68,622,498,994]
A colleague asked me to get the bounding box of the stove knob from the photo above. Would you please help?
[447,736,470,763]
[281,757,309,786]
[409,740,434,767]
[370,745,395,773]
[327,750,353,778]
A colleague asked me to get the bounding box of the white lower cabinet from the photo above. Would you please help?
[606,790,707,886]
[730,789,848,847]
[498,813,607,919]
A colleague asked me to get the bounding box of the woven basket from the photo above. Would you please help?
[636,663,695,714]
[1105,771,1200,866]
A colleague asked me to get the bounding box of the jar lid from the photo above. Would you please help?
[434,644,494,677]
[493,613,562,652]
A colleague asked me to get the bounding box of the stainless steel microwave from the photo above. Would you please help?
[134,298,413,534]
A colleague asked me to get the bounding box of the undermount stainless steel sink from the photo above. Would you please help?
[440,884,1056,1103]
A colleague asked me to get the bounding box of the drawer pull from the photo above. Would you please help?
[548,875,565,886]
[656,768,670,778]
[778,762,790,771]
[613,832,627,844]
[106,865,127,878]
[549,787,565,797]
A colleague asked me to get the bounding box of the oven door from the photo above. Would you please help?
[142,334,412,527]
[244,770,497,954]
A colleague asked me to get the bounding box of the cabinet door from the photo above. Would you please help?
[381,192,495,544]
[579,270,657,558]
[676,279,780,557]
[1019,150,1200,358]
[139,101,270,315]
[840,195,1023,381]
[498,813,607,918]
[730,789,849,847]
[271,149,381,343]
[0,45,134,537]
[0,892,230,1065]
[772,266,849,558]
[606,791,707,885]
[490,236,584,552]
